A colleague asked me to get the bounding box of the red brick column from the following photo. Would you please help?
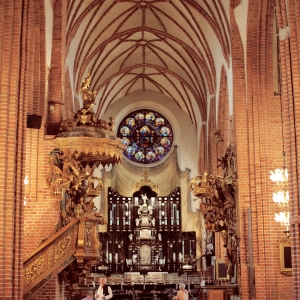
[229,3,250,296]
[198,123,206,174]
[275,0,300,297]
[0,1,25,299]
[46,0,67,135]
[231,0,294,298]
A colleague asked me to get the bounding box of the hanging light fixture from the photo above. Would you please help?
[272,190,289,206]
[274,211,290,228]
[270,20,290,234]
[270,169,290,232]
[270,168,288,184]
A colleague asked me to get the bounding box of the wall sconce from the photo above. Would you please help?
[48,104,55,114]
[48,101,64,114]
[24,176,29,185]
[24,176,29,205]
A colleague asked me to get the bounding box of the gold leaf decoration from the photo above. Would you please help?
[54,233,72,262]
[24,255,45,286]
[86,227,92,247]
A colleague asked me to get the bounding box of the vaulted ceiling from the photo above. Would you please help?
[66,0,231,125]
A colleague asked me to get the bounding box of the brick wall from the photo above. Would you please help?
[1,0,300,299]
[0,1,28,299]
[231,0,294,299]
[27,276,65,300]
[275,0,300,298]
[24,137,60,258]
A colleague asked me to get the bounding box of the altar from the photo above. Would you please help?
[96,182,197,274]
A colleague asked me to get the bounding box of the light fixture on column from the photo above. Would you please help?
[270,164,288,208]
[274,211,289,228]
[270,159,289,234]
[270,167,288,184]
[269,26,290,234]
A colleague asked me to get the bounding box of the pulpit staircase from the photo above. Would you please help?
[23,216,103,299]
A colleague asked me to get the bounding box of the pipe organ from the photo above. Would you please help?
[95,186,196,274]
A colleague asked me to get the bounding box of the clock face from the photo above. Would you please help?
[140,245,151,265]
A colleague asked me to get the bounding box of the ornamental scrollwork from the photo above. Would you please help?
[46,71,125,229]
[133,171,158,193]
[86,227,92,247]
[46,148,105,227]
[54,233,72,262]
[24,255,45,286]
[189,144,238,277]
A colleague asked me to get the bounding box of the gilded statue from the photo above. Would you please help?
[59,70,117,130]
[78,69,98,112]
[189,144,238,277]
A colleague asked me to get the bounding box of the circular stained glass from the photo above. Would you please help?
[117,109,173,164]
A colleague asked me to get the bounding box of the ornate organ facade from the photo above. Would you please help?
[97,186,196,274]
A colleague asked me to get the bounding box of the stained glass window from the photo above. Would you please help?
[117,109,173,164]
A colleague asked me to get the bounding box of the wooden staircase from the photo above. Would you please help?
[23,216,103,299]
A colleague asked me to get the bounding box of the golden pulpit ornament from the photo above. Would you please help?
[47,70,127,227]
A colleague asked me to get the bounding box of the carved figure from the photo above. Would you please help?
[47,148,106,226]
[60,119,73,131]
[189,145,238,277]
[79,70,91,92]
[217,144,236,179]
[141,193,148,205]
[151,218,156,226]
[132,254,137,264]
[77,70,98,112]
[108,116,116,131]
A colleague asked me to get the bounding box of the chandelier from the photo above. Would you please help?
[270,165,290,232]
[270,168,288,185]
[270,28,290,235]
[274,211,290,228]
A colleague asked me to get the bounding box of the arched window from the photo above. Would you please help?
[117,109,173,164]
